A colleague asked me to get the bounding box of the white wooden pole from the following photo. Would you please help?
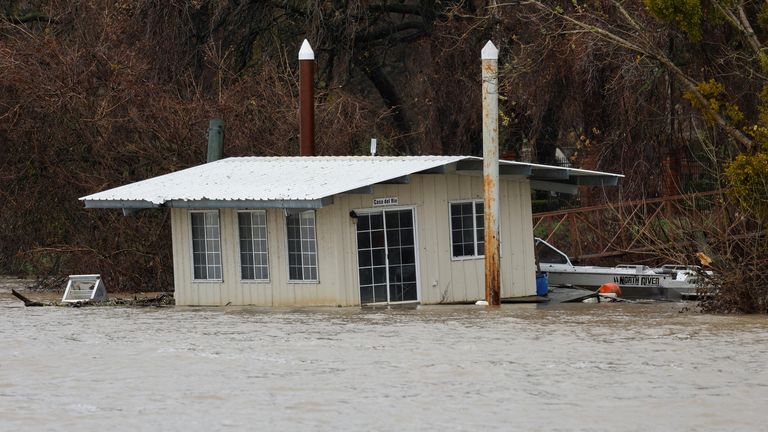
[482,41,501,305]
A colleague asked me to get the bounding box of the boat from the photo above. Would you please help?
[534,238,702,300]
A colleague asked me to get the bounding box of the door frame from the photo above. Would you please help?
[353,205,421,305]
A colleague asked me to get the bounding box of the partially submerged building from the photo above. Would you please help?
[80,156,620,306]
[80,39,621,306]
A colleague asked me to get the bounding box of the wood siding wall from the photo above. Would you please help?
[171,173,536,306]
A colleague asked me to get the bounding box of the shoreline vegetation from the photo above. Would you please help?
[1,1,766,313]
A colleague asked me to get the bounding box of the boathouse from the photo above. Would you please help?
[80,156,621,306]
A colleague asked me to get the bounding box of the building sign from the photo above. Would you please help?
[373,197,398,207]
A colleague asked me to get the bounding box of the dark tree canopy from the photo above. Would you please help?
[1,0,766,289]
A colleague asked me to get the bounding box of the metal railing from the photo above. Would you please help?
[532,190,724,263]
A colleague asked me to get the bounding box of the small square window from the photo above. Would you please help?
[449,201,484,258]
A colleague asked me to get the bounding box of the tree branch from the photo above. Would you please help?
[518,0,754,152]
[369,4,424,15]
[708,0,762,59]
[5,12,58,24]
[355,20,427,43]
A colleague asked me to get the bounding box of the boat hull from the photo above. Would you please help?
[542,266,697,300]
[534,238,700,301]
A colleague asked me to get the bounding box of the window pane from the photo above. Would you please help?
[400,229,414,246]
[370,214,383,230]
[357,231,371,249]
[358,214,370,231]
[191,213,204,226]
[452,229,463,244]
[389,283,403,302]
[389,266,402,283]
[287,210,317,281]
[289,266,300,280]
[388,247,402,265]
[401,248,415,264]
[371,249,386,266]
[402,283,417,301]
[359,268,373,285]
[238,211,269,280]
[358,250,372,267]
[360,285,374,304]
[194,266,205,280]
[371,230,385,248]
[385,211,400,229]
[450,201,483,258]
[462,215,473,229]
[373,284,388,303]
[399,210,413,228]
[373,266,387,284]
[191,211,221,280]
[386,229,400,246]
[475,201,484,215]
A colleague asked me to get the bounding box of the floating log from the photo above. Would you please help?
[11,289,47,307]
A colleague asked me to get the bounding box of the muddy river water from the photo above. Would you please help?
[1,287,767,431]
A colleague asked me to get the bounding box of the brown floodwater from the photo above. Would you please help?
[1,283,767,431]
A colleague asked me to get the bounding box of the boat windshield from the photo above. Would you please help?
[534,238,570,265]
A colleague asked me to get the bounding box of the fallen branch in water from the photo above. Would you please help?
[11,289,48,307]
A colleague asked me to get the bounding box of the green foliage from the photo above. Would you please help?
[531,199,551,214]
[758,1,768,30]
[644,0,702,41]
[683,79,745,126]
[757,85,768,129]
[724,84,768,221]
[726,152,768,220]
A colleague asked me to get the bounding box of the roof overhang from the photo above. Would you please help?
[80,156,623,209]
[83,197,334,210]
[454,158,622,194]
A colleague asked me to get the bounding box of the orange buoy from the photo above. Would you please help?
[598,282,622,297]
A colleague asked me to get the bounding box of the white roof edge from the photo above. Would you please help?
[79,156,623,208]
[78,156,471,206]
[498,159,624,178]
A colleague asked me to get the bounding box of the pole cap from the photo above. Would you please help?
[299,39,314,60]
[481,41,498,60]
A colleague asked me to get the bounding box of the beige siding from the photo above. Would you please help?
[171,173,537,306]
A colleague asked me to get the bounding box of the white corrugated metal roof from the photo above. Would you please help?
[80,156,622,209]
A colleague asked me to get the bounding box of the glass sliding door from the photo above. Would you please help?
[356,208,418,304]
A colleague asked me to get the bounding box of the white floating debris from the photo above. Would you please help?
[62,274,107,303]
[475,300,489,306]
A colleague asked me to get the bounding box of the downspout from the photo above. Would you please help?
[299,39,315,156]
[482,41,501,306]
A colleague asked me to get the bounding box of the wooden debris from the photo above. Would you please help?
[9,289,173,307]
[11,289,47,307]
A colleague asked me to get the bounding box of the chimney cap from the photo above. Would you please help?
[299,39,314,60]
[481,41,498,60]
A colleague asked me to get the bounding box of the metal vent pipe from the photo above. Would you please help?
[207,119,224,162]
[299,39,315,156]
